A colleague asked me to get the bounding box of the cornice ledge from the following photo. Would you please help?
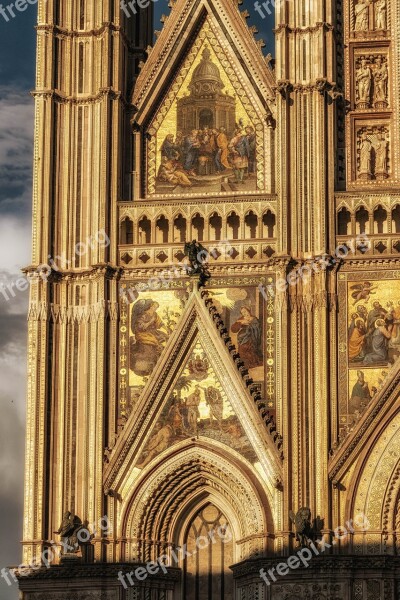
[31,88,127,106]
[328,359,400,479]
[274,22,335,34]
[341,256,400,268]
[35,21,123,39]
[23,263,123,281]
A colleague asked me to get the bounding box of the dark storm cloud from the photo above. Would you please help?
[0,312,27,353]
[0,88,33,215]
[0,280,27,600]
[0,12,35,597]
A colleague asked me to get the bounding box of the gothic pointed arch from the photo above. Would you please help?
[120,442,273,564]
[342,407,400,553]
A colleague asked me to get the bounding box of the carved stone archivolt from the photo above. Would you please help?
[349,412,400,552]
[121,446,270,563]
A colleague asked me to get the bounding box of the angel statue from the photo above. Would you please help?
[184,240,211,288]
[54,511,86,554]
[289,507,314,548]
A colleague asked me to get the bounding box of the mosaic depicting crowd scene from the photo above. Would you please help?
[348,283,400,367]
[157,124,257,188]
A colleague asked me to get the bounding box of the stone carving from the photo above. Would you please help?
[184,240,211,288]
[354,0,371,31]
[272,583,343,600]
[375,0,387,30]
[366,579,381,599]
[374,134,389,179]
[28,594,117,600]
[358,133,373,180]
[356,58,372,108]
[54,511,88,554]
[356,127,390,181]
[289,507,316,548]
[373,56,388,108]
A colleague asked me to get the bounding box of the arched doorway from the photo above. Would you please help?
[199,109,213,130]
[183,503,234,600]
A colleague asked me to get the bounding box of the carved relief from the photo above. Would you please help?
[373,56,389,108]
[352,0,388,33]
[355,55,389,109]
[355,58,372,108]
[271,582,344,599]
[356,126,390,180]
[354,0,371,31]
[27,594,117,600]
[375,0,387,30]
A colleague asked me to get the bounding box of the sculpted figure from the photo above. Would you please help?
[184,240,211,288]
[354,0,370,31]
[356,59,372,105]
[358,134,372,179]
[375,0,387,29]
[375,135,389,177]
[289,507,314,548]
[55,512,85,554]
[373,57,388,105]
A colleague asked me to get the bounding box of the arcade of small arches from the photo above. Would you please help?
[119,210,277,246]
[337,203,400,237]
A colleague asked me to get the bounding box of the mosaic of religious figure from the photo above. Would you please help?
[126,289,186,398]
[121,285,268,418]
[129,299,169,377]
[231,306,263,369]
[347,281,400,367]
[136,341,258,468]
[208,286,265,382]
[152,44,259,194]
[347,367,386,418]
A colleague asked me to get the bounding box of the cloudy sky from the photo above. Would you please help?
[0,3,273,600]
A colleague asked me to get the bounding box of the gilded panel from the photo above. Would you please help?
[146,20,265,197]
[118,279,276,420]
[338,271,400,432]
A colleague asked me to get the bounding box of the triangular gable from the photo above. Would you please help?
[133,9,275,196]
[132,0,276,117]
[104,290,282,494]
[135,337,259,469]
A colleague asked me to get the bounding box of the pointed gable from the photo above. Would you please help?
[131,0,276,197]
[104,289,282,496]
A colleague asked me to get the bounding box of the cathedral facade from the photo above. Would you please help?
[18,0,400,599]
